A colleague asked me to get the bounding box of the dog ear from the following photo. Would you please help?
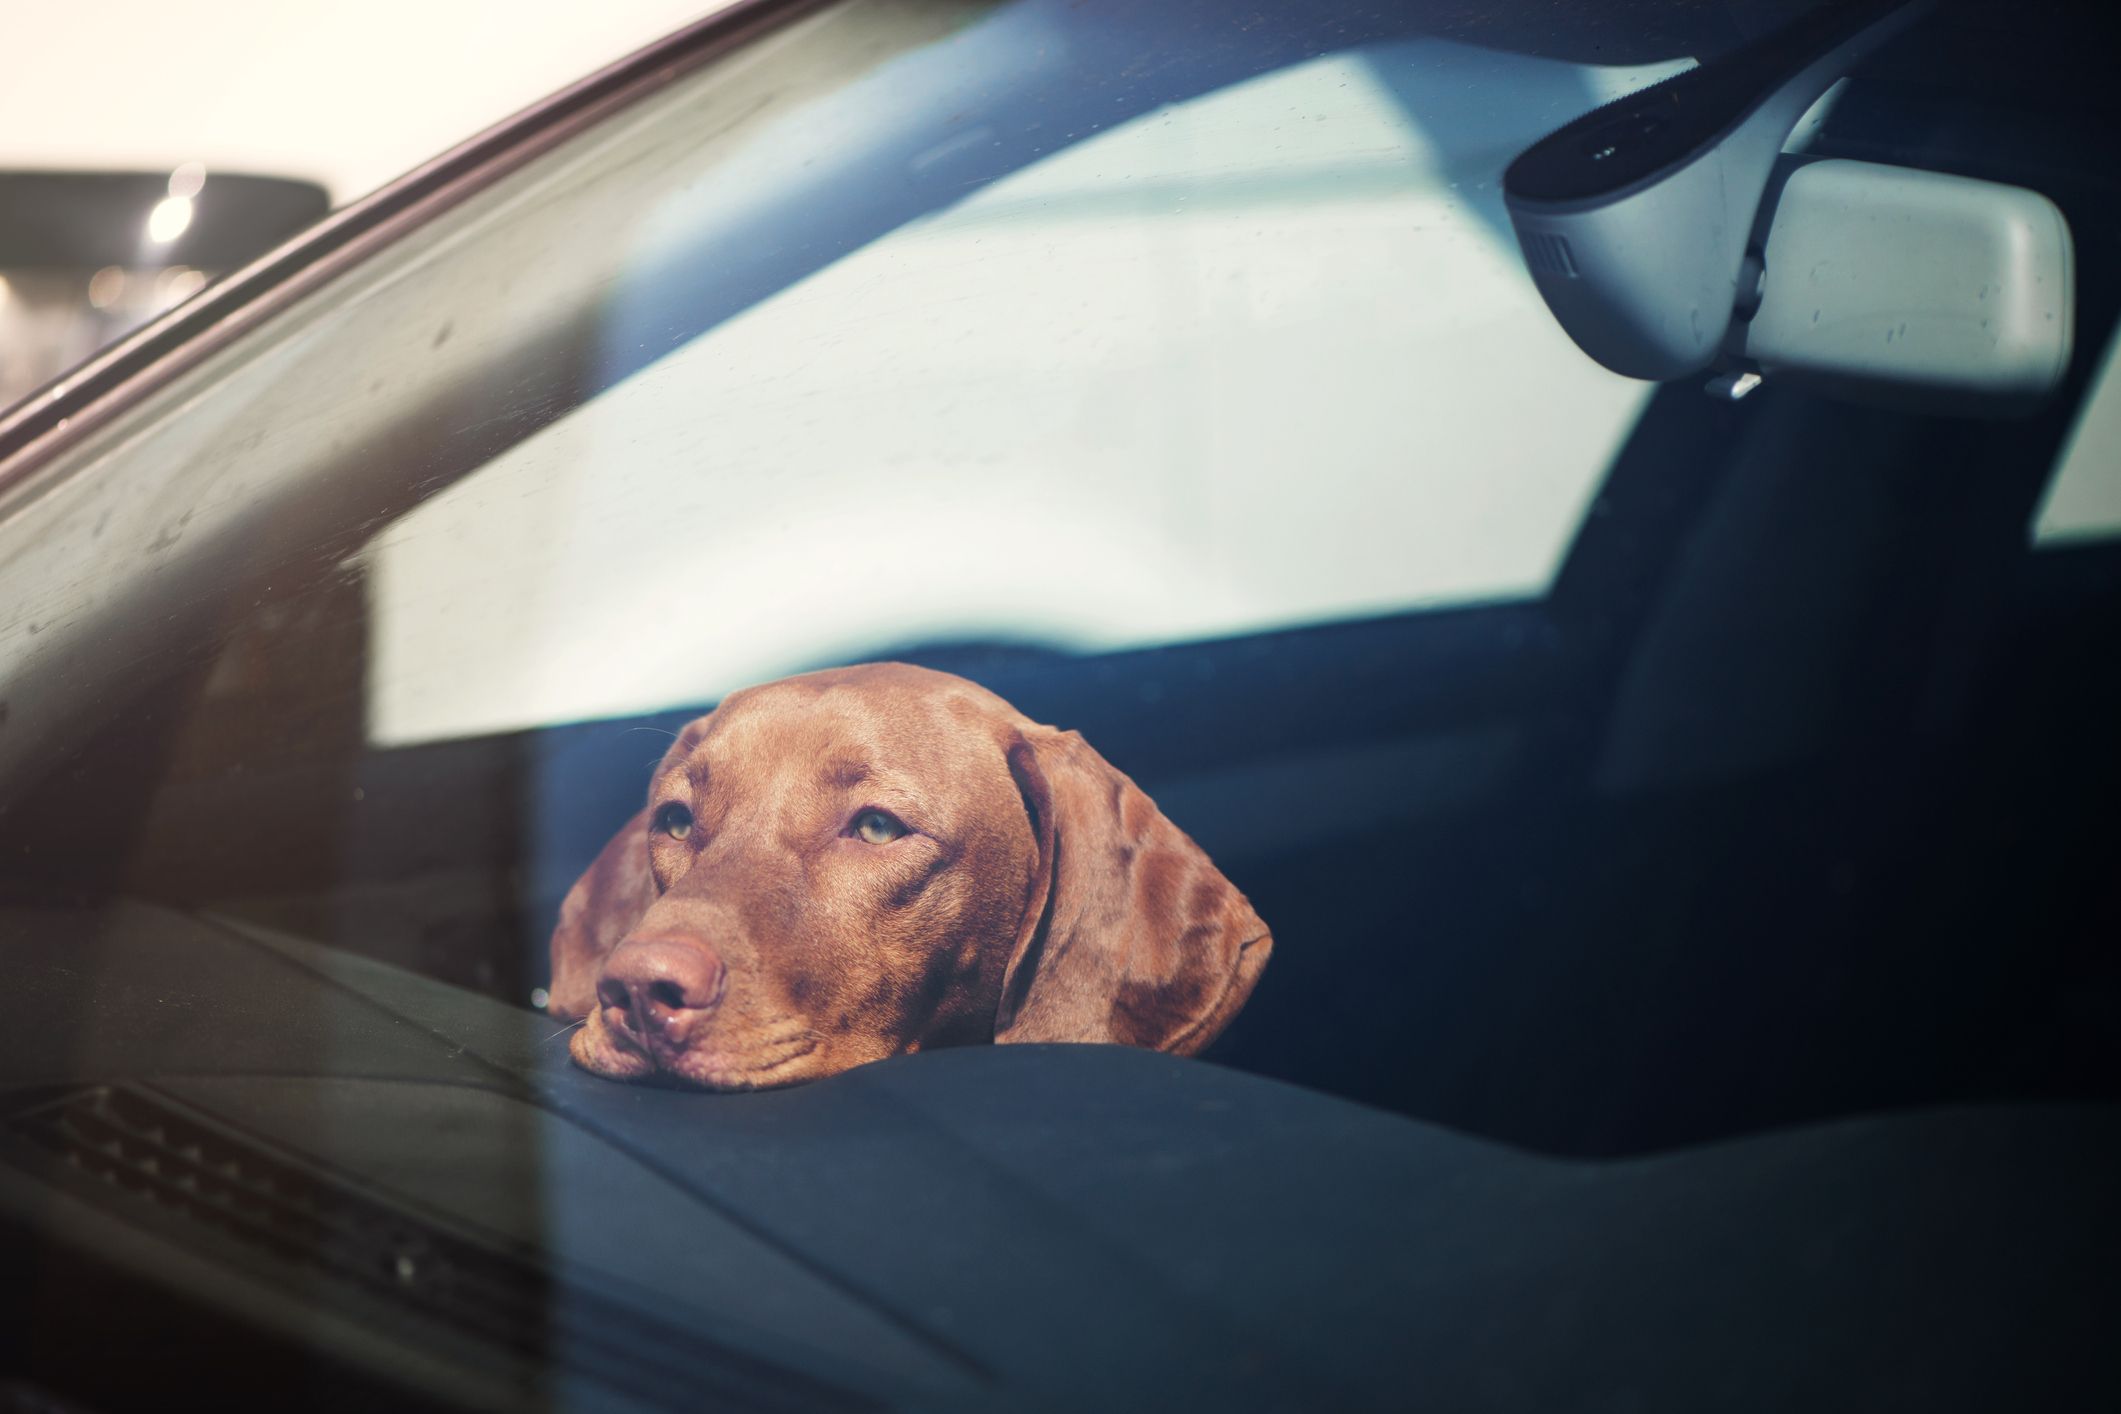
[546,805,656,1019]
[997,726,1271,1054]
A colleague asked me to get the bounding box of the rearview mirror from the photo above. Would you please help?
[1502,0,2075,417]
[1731,157,2073,415]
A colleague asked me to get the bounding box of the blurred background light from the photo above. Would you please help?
[0,1,738,207]
[144,193,193,244]
[0,2,731,410]
[85,265,125,309]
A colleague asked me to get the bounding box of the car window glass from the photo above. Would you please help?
[0,0,2108,1175]
[362,39,1691,746]
[2032,323,2121,546]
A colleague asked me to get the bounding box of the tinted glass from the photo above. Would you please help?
[1,0,2116,1157]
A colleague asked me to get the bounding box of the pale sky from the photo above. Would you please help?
[0,2,726,203]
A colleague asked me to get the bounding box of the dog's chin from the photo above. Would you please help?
[568,1015,825,1091]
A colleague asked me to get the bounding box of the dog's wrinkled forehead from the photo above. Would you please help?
[659,665,1019,810]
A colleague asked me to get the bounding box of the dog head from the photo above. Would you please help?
[552,663,1269,1089]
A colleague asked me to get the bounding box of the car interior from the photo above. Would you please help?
[0,0,2115,1409]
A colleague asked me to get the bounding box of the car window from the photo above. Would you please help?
[2034,323,2121,546]
[0,0,2115,1157]
[364,39,1688,745]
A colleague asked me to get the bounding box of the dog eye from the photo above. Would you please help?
[852,809,908,845]
[652,802,693,840]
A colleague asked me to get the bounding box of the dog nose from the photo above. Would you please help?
[596,934,728,1040]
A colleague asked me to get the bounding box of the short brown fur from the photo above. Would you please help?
[551,663,1271,1089]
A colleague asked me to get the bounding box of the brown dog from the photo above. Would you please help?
[549,663,1270,1089]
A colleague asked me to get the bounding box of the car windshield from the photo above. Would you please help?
[2,0,2116,1152]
